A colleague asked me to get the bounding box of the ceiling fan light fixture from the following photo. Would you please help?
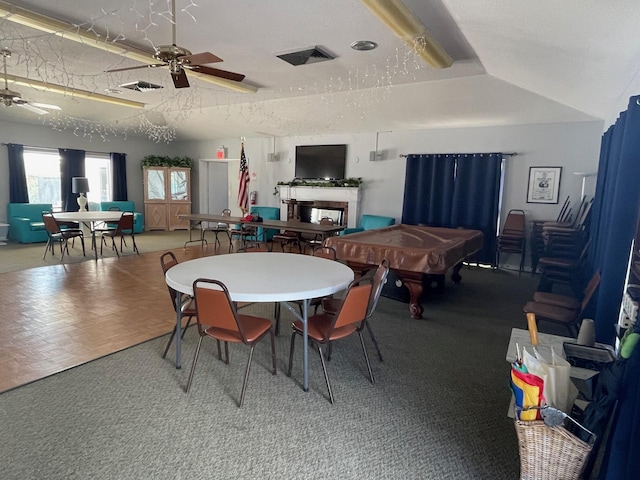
[360,0,452,69]
[351,40,378,51]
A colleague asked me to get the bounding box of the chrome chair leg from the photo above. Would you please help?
[239,346,255,408]
[364,322,383,362]
[185,336,204,393]
[317,344,334,404]
[358,331,375,384]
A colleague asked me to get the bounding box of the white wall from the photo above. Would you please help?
[2,118,604,270]
[0,119,179,223]
[177,120,603,269]
[178,120,603,221]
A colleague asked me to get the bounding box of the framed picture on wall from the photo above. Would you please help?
[527,166,562,204]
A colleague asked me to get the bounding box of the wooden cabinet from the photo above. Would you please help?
[143,167,191,231]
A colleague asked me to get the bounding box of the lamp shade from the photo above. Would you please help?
[72,177,90,194]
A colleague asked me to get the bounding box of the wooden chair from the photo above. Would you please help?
[322,259,390,362]
[160,252,198,360]
[287,276,374,404]
[100,211,138,257]
[186,278,277,407]
[523,270,601,336]
[42,212,85,261]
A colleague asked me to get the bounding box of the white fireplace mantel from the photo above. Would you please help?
[277,186,361,228]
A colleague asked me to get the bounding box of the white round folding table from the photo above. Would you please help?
[165,252,354,392]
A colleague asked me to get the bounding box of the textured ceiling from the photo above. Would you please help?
[1,0,639,142]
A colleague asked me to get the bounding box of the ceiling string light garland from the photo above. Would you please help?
[1,0,437,141]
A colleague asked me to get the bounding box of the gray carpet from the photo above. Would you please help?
[0,266,538,479]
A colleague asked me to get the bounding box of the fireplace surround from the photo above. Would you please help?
[277,186,361,228]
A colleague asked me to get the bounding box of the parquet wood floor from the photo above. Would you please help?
[0,245,224,393]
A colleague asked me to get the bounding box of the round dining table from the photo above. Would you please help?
[165,252,354,392]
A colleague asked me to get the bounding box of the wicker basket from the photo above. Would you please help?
[515,419,593,480]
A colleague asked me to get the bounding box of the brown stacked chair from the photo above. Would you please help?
[537,240,591,294]
[523,270,600,336]
[496,209,526,274]
[322,259,390,362]
[287,276,374,404]
[160,252,198,360]
[42,212,85,261]
[530,196,572,275]
[100,211,138,257]
[186,278,277,407]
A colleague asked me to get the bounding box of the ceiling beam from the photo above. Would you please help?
[0,0,257,94]
[6,73,146,108]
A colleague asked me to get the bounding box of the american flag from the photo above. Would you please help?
[238,143,249,211]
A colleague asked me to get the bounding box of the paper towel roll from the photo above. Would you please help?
[577,318,595,346]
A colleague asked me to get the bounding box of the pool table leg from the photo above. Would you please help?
[398,272,425,319]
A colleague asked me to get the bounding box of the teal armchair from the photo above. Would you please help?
[99,201,144,233]
[7,203,53,243]
[342,214,395,235]
[247,206,281,242]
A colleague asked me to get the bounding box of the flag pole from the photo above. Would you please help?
[238,137,250,217]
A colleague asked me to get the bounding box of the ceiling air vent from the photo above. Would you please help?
[119,81,163,92]
[277,46,335,66]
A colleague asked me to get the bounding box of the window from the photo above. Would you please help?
[23,148,112,209]
[23,148,62,210]
[85,153,111,203]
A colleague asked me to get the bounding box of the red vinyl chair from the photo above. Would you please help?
[160,251,198,360]
[186,278,276,407]
[287,276,374,404]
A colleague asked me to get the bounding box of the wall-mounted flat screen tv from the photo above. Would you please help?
[295,144,347,180]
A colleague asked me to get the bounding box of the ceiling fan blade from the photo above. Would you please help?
[105,64,165,73]
[18,103,48,115]
[30,102,61,110]
[171,69,190,89]
[188,65,246,82]
[180,51,222,66]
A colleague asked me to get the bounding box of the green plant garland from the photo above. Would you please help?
[141,155,193,169]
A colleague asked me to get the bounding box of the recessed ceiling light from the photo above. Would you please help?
[351,40,378,51]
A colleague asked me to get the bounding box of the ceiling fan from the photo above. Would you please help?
[1,48,61,115]
[105,0,245,89]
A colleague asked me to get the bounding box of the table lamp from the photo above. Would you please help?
[72,177,90,212]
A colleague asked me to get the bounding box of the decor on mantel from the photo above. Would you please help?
[141,155,193,169]
[275,177,363,194]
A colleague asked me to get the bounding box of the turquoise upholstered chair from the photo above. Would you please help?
[7,203,53,243]
[342,214,395,235]
[246,206,281,242]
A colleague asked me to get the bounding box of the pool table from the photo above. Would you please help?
[325,224,483,319]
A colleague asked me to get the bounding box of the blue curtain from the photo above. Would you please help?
[110,152,128,201]
[451,154,502,264]
[6,143,29,203]
[589,96,640,345]
[402,153,502,264]
[402,154,456,226]
[59,148,85,212]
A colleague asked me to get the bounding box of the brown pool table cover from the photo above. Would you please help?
[325,224,483,274]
